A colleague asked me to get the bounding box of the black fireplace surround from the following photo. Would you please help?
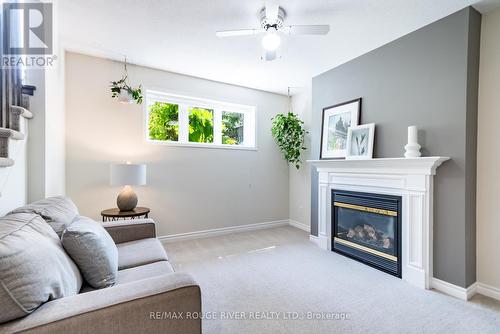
[332,189,402,277]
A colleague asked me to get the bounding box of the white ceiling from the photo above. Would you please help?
[57,0,498,95]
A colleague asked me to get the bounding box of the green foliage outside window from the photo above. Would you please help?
[148,102,179,141]
[148,103,246,146]
[189,107,214,143]
[222,112,244,145]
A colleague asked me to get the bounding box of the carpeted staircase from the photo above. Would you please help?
[0,69,35,168]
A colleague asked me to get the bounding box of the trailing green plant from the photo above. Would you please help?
[110,76,143,104]
[271,112,307,169]
[110,57,143,104]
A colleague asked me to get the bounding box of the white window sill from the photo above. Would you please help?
[146,139,257,151]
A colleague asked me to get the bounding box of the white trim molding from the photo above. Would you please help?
[307,157,449,290]
[159,220,290,243]
[431,279,500,301]
[308,157,448,175]
[475,282,500,301]
[289,219,310,233]
[431,278,477,301]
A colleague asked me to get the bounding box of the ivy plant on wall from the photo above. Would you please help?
[271,112,307,169]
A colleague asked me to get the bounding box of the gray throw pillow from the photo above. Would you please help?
[10,196,79,236]
[62,216,118,289]
[0,213,83,324]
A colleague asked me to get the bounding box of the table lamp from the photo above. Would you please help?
[110,163,147,211]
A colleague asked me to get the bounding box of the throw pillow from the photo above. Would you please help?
[10,196,79,236]
[0,213,83,324]
[61,216,118,289]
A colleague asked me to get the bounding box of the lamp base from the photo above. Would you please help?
[117,185,138,211]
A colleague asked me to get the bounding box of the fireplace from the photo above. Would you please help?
[332,189,402,277]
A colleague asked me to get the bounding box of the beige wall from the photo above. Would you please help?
[477,8,500,290]
[65,52,289,237]
[288,87,312,229]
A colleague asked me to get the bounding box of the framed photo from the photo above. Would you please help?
[320,98,361,159]
[346,123,375,160]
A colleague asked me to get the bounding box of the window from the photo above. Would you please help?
[146,91,256,149]
[188,107,214,143]
[148,102,179,141]
[222,111,244,145]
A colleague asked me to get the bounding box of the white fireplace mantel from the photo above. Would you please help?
[307,157,449,289]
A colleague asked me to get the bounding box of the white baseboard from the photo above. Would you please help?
[467,282,479,300]
[475,282,500,301]
[432,279,500,302]
[309,235,320,246]
[309,234,328,249]
[159,219,290,243]
[288,219,310,233]
[431,277,477,301]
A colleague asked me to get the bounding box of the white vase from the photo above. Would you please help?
[404,125,421,158]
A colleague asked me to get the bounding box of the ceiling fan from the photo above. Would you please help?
[216,3,330,61]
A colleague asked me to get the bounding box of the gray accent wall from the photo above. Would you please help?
[310,7,480,288]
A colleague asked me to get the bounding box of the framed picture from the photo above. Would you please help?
[320,98,361,159]
[346,123,375,160]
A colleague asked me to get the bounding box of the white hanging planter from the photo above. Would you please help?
[110,56,143,105]
[117,90,134,104]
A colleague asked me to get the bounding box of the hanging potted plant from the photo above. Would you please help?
[271,88,307,169]
[110,57,143,104]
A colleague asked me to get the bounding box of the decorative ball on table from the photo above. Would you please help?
[110,163,147,211]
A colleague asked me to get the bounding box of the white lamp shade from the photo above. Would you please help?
[110,163,147,186]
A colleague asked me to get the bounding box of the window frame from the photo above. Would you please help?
[144,89,257,151]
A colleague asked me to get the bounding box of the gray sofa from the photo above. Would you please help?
[0,218,202,334]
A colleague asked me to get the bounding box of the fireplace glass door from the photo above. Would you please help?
[332,190,402,277]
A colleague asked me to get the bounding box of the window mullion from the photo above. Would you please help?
[178,104,189,143]
[214,108,222,145]
[242,111,251,147]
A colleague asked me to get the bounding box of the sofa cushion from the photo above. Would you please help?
[117,261,174,285]
[62,216,118,289]
[10,196,79,236]
[80,261,174,293]
[0,213,83,324]
[117,238,168,270]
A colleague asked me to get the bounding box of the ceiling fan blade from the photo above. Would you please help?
[262,50,277,61]
[216,29,262,37]
[281,25,330,35]
[265,1,279,23]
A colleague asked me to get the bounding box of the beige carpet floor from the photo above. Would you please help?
[164,226,500,334]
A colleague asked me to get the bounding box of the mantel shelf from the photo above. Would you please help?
[307,157,449,175]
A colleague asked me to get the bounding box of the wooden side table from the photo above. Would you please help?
[101,207,150,222]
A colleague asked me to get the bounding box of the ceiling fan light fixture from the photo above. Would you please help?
[216,5,329,60]
[261,28,281,51]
